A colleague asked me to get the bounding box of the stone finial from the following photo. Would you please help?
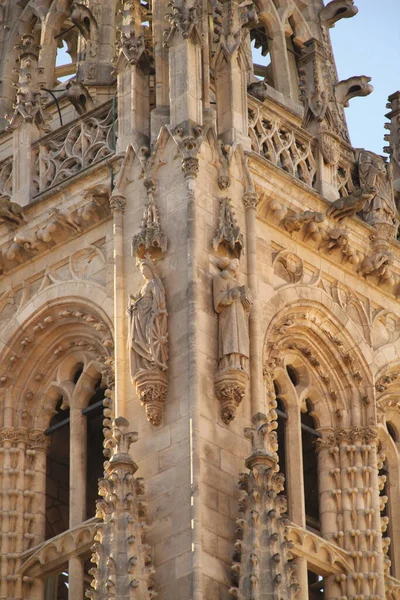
[163,0,202,47]
[6,34,50,132]
[131,182,167,261]
[86,417,156,600]
[230,413,299,600]
[384,92,400,184]
[212,197,244,258]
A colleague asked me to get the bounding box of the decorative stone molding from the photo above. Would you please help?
[87,417,156,599]
[6,34,49,132]
[212,197,244,258]
[128,259,168,426]
[132,181,167,260]
[0,189,110,277]
[213,256,252,423]
[230,413,299,600]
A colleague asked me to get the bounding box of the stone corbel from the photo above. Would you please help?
[0,198,26,227]
[335,76,373,107]
[326,186,375,221]
[319,0,358,28]
[212,197,244,258]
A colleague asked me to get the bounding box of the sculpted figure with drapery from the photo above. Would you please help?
[213,257,252,423]
[127,258,168,426]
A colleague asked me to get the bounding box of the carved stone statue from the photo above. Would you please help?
[213,257,252,373]
[326,186,376,221]
[128,258,168,376]
[358,150,398,228]
[0,198,25,226]
[127,258,168,426]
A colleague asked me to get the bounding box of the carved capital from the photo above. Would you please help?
[109,193,126,213]
[243,192,258,211]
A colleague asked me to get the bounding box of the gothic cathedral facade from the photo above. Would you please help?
[0,1,399,599]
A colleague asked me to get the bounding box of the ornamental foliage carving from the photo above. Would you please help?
[212,197,244,258]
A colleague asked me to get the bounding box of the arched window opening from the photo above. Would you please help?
[285,17,302,101]
[250,25,274,87]
[308,570,324,600]
[85,377,106,519]
[301,402,321,533]
[45,397,70,540]
[55,39,77,85]
[276,396,288,499]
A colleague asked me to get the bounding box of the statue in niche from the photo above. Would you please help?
[358,150,398,227]
[127,258,168,379]
[213,257,252,373]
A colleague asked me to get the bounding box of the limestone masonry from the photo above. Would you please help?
[0,1,399,599]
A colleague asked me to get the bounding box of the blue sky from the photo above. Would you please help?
[330,0,400,155]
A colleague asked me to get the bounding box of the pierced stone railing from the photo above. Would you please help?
[0,157,13,200]
[32,101,117,196]
[248,96,317,189]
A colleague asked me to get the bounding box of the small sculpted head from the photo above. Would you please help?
[139,259,155,281]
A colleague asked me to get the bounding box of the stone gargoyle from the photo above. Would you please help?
[326,186,375,221]
[0,198,26,227]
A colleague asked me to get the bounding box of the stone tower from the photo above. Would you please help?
[0,1,399,600]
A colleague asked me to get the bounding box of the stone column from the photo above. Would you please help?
[244,191,264,416]
[68,555,84,600]
[109,194,127,419]
[69,408,87,527]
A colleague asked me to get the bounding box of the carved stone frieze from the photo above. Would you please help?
[128,258,168,426]
[212,197,244,258]
[87,417,156,599]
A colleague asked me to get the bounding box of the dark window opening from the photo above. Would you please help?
[276,397,288,503]
[250,25,274,87]
[301,405,321,533]
[73,363,84,384]
[44,567,69,600]
[86,378,106,519]
[45,398,70,540]
[308,570,324,600]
